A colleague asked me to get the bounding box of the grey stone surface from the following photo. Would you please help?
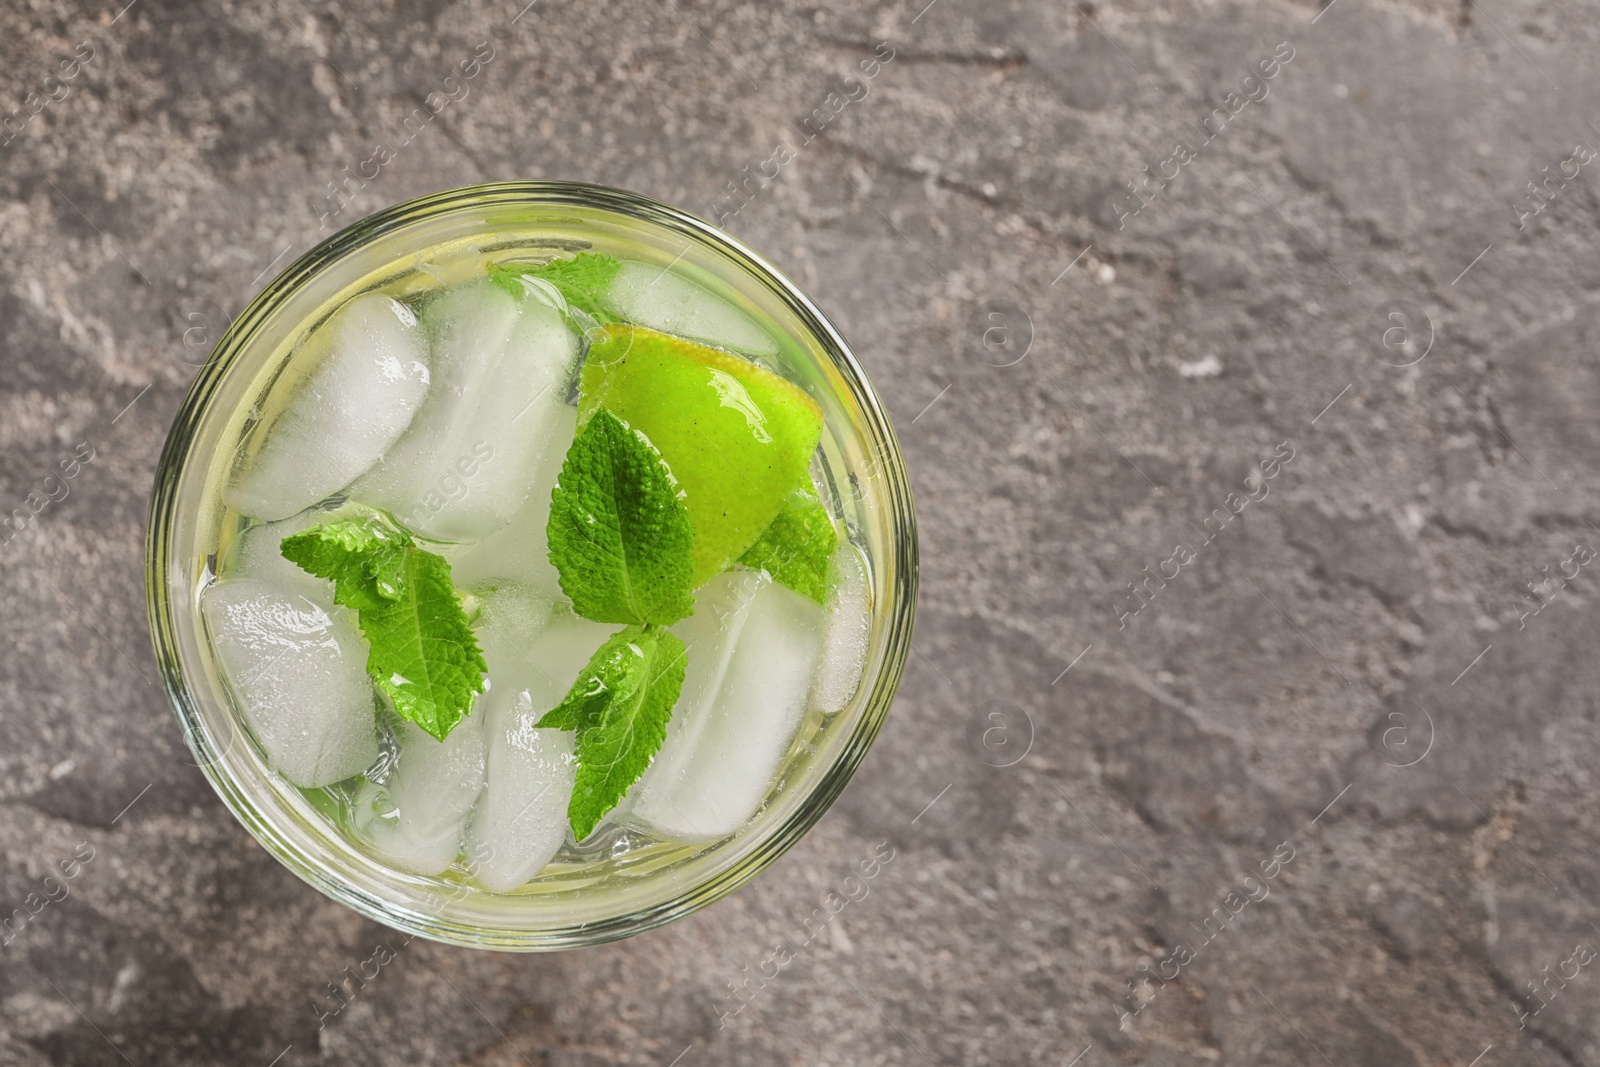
[2,0,1599,1063]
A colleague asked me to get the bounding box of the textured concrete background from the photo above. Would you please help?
[3,0,1600,1063]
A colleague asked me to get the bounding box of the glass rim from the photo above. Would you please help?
[145,180,918,950]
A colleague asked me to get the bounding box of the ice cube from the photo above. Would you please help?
[227,294,430,521]
[352,715,487,876]
[630,576,824,839]
[808,544,871,715]
[473,581,558,699]
[229,509,333,600]
[445,402,578,601]
[465,689,576,892]
[200,578,378,788]
[606,261,779,357]
[348,281,581,541]
[604,570,762,827]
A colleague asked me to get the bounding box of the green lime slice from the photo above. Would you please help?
[578,324,824,585]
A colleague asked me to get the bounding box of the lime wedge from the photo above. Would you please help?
[578,324,824,585]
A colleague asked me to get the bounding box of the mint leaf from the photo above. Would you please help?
[488,253,621,325]
[738,487,839,604]
[277,517,400,608]
[535,624,687,839]
[282,514,486,741]
[547,409,696,626]
[486,261,531,300]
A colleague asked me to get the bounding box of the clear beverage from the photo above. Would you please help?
[147,185,914,949]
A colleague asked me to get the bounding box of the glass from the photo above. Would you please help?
[145,182,916,950]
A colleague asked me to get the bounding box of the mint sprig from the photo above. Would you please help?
[738,487,838,604]
[282,514,486,741]
[541,408,699,837]
[547,409,696,627]
[488,252,621,326]
[536,624,687,839]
